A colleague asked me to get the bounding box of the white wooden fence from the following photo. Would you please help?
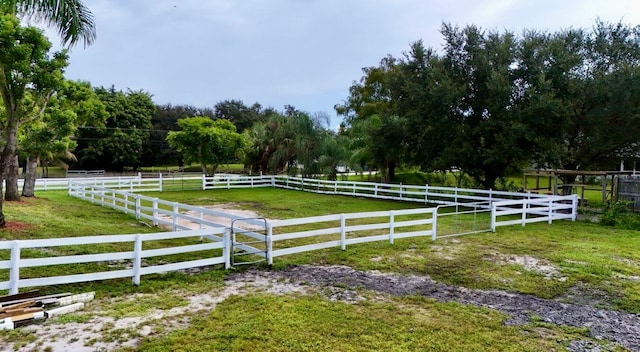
[0,228,229,294]
[491,195,577,231]
[0,175,578,294]
[266,208,437,265]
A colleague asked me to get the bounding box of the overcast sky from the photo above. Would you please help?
[40,0,640,128]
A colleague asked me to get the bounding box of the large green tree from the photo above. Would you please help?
[339,21,640,189]
[142,103,215,168]
[214,99,266,133]
[74,87,154,171]
[0,0,94,227]
[537,22,640,172]
[0,14,68,206]
[167,117,246,176]
[19,80,106,196]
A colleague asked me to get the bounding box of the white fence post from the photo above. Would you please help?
[548,198,553,224]
[425,184,428,204]
[389,211,395,244]
[572,194,578,221]
[340,214,346,250]
[267,224,273,266]
[9,241,20,295]
[224,228,232,269]
[227,177,230,190]
[491,203,497,232]
[271,176,276,188]
[152,198,158,226]
[173,205,179,231]
[135,195,141,220]
[132,234,142,286]
[521,201,527,226]
[159,173,163,192]
[431,209,437,241]
[202,174,206,190]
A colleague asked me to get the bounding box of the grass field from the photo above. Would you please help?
[0,188,638,351]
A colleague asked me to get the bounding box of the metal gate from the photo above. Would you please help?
[230,218,268,266]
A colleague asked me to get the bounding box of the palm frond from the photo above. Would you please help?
[16,0,96,47]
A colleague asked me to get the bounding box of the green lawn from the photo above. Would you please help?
[1,188,638,351]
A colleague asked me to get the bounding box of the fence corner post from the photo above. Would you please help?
[132,234,142,286]
[9,241,20,295]
[340,214,346,250]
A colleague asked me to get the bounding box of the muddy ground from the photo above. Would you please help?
[251,265,640,351]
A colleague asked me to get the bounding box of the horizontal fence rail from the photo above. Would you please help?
[267,208,437,264]
[0,228,229,294]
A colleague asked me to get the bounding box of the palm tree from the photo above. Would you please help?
[2,0,96,47]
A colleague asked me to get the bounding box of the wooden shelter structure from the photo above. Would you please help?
[523,169,634,205]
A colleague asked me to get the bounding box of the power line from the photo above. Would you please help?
[76,126,173,133]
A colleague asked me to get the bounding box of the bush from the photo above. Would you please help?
[600,200,640,230]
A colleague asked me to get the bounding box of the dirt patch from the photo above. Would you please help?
[496,254,566,281]
[3,272,309,352]
[0,221,34,232]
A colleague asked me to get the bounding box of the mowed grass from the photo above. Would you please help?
[1,188,638,351]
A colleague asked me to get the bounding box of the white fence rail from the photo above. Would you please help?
[0,228,229,294]
[269,176,551,207]
[14,176,141,191]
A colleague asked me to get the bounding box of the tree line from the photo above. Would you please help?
[337,22,640,188]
